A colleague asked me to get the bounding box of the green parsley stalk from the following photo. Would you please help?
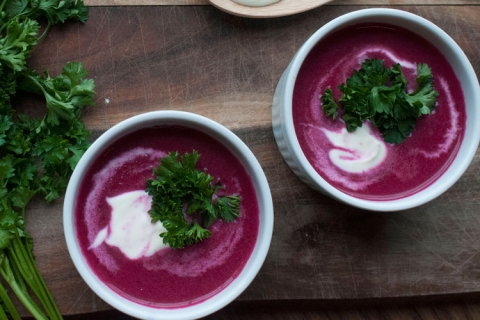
[0,279,20,319]
[0,0,93,318]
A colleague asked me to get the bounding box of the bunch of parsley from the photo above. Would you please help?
[0,0,93,319]
[321,58,439,144]
[146,151,240,249]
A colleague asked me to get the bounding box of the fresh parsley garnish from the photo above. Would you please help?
[146,151,240,249]
[321,58,439,144]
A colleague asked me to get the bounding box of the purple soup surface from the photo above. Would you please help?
[75,125,260,308]
[293,23,466,200]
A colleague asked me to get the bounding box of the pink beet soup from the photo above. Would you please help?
[293,23,466,200]
[75,125,260,308]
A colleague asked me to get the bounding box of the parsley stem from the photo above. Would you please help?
[0,305,8,320]
[7,251,28,293]
[37,24,52,42]
[0,277,21,320]
[10,235,61,320]
[24,240,62,320]
[0,0,7,33]
[0,0,6,17]
[0,254,48,320]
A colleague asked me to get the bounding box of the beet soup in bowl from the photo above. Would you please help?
[272,8,480,212]
[63,111,273,319]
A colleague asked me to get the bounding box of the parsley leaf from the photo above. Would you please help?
[320,88,339,119]
[2,0,89,39]
[320,58,439,144]
[19,61,95,128]
[0,17,39,72]
[146,151,241,249]
[35,0,89,25]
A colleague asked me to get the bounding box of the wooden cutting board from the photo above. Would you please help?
[19,3,480,316]
[84,0,480,5]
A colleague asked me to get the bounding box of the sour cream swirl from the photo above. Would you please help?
[321,124,387,173]
[90,190,167,260]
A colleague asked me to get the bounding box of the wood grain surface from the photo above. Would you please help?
[84,0,480,6]
[57,293,480,319]
[17,3,480,317]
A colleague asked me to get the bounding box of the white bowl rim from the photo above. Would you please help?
[280,8,480,211]
[63,110,274,320]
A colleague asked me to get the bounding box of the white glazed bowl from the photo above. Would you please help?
[64,111,273,319]
[272,8,480,212]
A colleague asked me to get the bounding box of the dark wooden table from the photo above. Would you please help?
[19,1,480,318]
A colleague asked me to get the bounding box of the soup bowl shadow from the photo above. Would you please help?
[63,111,274,319]
[272,8,480,212]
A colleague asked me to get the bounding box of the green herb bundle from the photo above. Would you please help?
[321,58,439,144]
[0,0,93,319]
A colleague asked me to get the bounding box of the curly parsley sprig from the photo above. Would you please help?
[146,151,240,249]
[321,58,439,144]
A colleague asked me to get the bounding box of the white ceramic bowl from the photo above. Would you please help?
[272,8,480,212]
[64,111,273,319]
